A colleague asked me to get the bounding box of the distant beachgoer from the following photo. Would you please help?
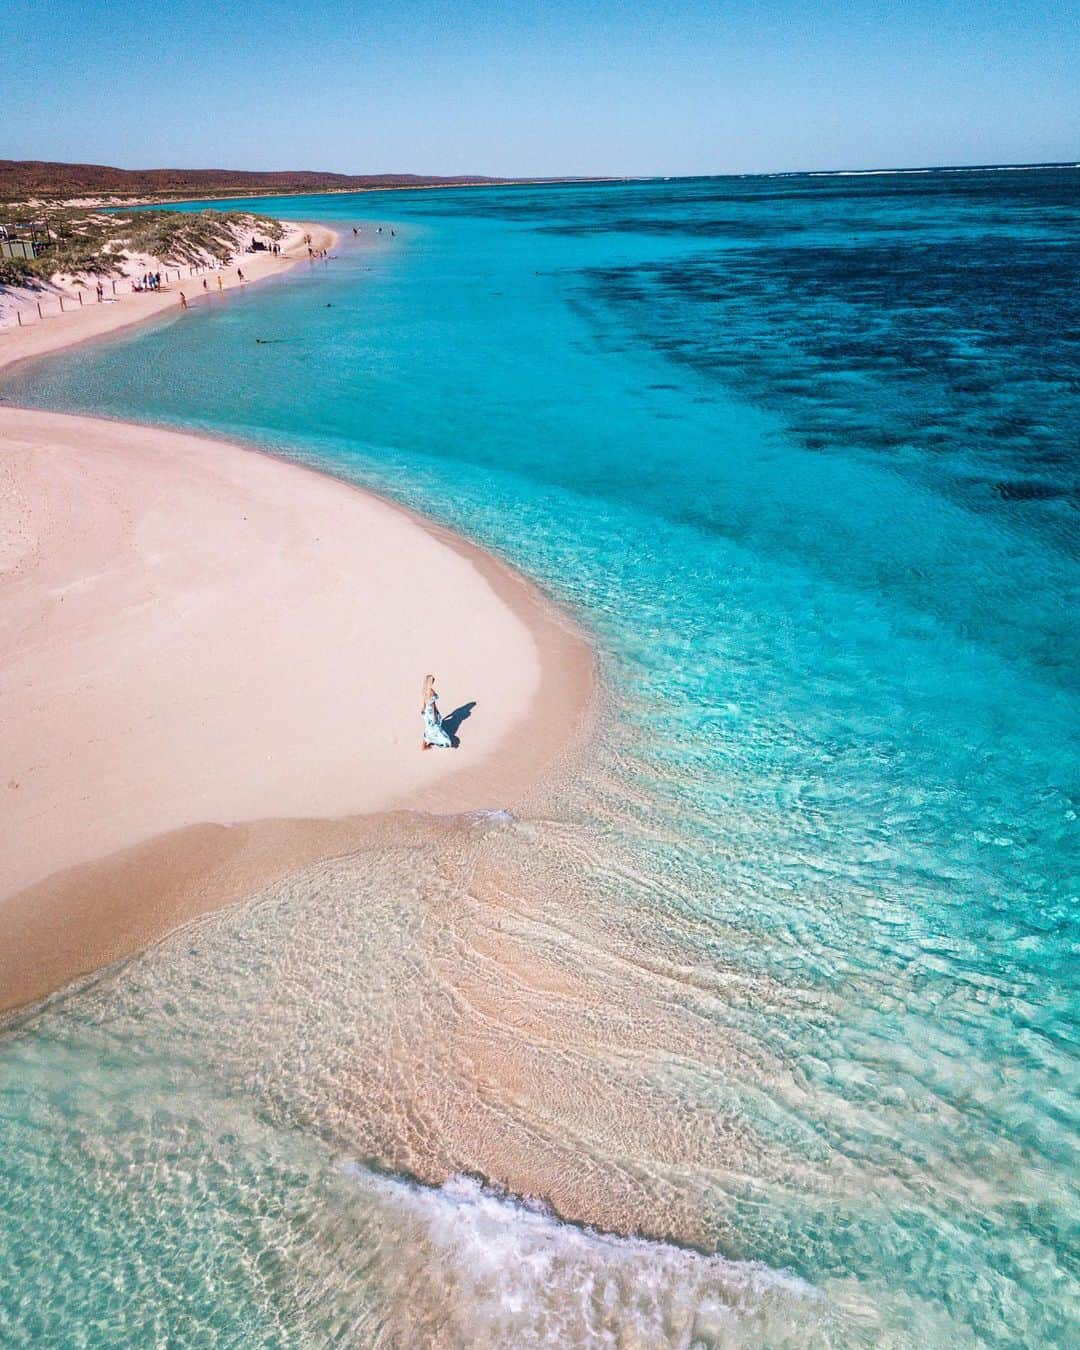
[95,282,103,302]
[352,227,358,235]
[217,274,223,291]
[202,278,209,290]
[421,675,452,750]
[237,267,245,282]
[179,292,188,310]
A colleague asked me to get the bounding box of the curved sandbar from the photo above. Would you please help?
[0,408,593,1011]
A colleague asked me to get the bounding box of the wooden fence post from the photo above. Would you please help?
[17,311,23,326]
[78,291,84,305]
[59,296,65,312]
[37,302,43,319]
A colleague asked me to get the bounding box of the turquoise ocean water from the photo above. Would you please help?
[2,170,1078,1345]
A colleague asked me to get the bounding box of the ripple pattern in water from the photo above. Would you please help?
[2,168,1078,1345]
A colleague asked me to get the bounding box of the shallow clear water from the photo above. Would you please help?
[2,170,1078,1346]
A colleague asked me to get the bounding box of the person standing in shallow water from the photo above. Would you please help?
[421,674,452,750]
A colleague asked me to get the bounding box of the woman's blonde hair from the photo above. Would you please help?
[422,674,435,707]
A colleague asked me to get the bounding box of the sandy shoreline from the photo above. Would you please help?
[0,220,337,374]
[0,412,592,1012]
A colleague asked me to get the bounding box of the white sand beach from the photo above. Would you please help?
[0,407,592,1010]
[0,221,337,372]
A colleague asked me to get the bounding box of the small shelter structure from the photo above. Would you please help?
[0,222,53,262]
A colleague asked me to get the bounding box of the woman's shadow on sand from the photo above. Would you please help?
[442,702,476,748]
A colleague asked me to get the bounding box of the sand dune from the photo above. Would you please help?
[0,221,337,371]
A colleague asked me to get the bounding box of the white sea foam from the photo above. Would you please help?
[344,1165,828,1347]
[797,162,1078,177]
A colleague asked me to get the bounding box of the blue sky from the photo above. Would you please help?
[7,0,1078,176]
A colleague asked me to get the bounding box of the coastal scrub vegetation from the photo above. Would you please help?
[0,206,284,287]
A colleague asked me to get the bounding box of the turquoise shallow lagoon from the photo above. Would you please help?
[2,170,1078,1345]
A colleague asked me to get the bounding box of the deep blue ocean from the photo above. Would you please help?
[2,168,1078,1346]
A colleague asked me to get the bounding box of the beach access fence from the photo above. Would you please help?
[1,261,230,331]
